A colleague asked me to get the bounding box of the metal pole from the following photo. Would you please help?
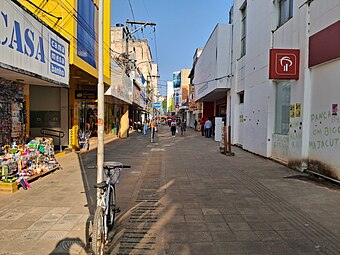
[97,0,104,205]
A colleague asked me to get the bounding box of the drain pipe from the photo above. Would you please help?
[300,1,312,172]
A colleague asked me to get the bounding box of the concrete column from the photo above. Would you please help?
[120,105,129,138]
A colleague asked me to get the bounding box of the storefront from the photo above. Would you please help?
[0,1,69,191]
[0,1,70,147]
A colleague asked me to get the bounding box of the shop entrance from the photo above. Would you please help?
[78,102,97,137]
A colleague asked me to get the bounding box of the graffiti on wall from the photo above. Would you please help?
[310,110,340,151]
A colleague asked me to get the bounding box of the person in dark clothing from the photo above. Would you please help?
[199,118,205,136]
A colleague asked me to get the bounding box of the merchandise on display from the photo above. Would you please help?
[0,137,60,191]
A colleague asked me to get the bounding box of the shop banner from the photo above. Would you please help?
[0,1,69,86]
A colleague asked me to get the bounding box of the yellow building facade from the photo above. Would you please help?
[20,0,112,149]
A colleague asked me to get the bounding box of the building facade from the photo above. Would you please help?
[193,24,232,124]
[21,0,112,149]
[0,0,70,148]
[228,0,340,181]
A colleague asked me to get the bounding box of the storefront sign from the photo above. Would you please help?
[0,1,69,86]
[75,90,96,99]
[269,49,300,80]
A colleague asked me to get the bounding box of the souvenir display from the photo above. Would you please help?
[0,137,60,190]
[0,81,26,145]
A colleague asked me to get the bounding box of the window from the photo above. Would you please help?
[279,0,293,26]
[275,82,291,135]
[239,91,244,104]
[240,4,247,57]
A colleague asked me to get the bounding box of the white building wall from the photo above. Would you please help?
[230,0,340,180]
[194,24,231,101]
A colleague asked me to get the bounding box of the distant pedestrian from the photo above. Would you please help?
[194,119,197,130]
[170,119,177,137]
[180,119,186,136]
[199,118,205,136]
[143,120,148,135]
[204,117,213,138]
[151,119,157,140]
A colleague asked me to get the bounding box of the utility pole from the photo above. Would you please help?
[124,20,156,137]
[97,0,104,205]
[124,20,156,73]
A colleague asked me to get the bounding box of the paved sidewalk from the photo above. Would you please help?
[0,126,339,255]
[108,126,340,255]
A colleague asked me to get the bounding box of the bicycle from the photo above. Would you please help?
[91,161,130,255]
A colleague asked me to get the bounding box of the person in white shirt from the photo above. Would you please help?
[204,117,213,138]
[170,120,177,137]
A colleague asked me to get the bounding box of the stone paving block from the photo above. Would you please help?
[263,240,294,254]
[49,207,71,214]
[204,214,226,223]
[255,230,283,241]
[190,242,216,255]
[27,220,55,231]
[40,230,68,240]
[0,212,24,221]
[17,230,44,241]
[270,221,295,231]
[165,242,191,255]
[206,222,230,232]
[277,230,307,240]
[39,213,64,222]
[223,214,245,223]
[202,208,221,215]
[183,208,202,215]
[240,241,269,254]
[188,231,213,242]
[228,222,252,231]
[210,231,237,242]
[165,231,188,243]
[186,222,208,232]
[213,241,245,254]
[233,231,260,241]
[248,222,273,231]
[166,222,187,233]
[185,214,205,223]
[0,229,23,240]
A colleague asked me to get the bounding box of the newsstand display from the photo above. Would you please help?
[0,137,60,192]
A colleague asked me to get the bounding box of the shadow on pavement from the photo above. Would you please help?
[49,237,87,254]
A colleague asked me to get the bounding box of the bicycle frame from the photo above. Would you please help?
[97,170,119,241]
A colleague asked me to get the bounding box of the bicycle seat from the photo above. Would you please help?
[94,181,107,189]
[103,161,123,169]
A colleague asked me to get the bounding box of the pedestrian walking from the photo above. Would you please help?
[199,118,205,136]
[143,120,148,135]
[194,119,197,130]
[151,119,157,141]
[180,119,186,136]
[204,117,213,138]
[170,119,177,137]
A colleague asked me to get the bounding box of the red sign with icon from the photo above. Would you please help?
[269,49,300,79]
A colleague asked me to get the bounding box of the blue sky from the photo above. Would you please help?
[111,0,232,94]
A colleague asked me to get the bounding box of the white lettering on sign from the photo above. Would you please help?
[279,56,293,72]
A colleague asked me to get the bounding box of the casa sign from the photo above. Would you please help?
[0,1,69,86]
[269,49,300,80]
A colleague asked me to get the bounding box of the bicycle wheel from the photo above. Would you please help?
[107,186,116,231]
[92,207,105,255]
